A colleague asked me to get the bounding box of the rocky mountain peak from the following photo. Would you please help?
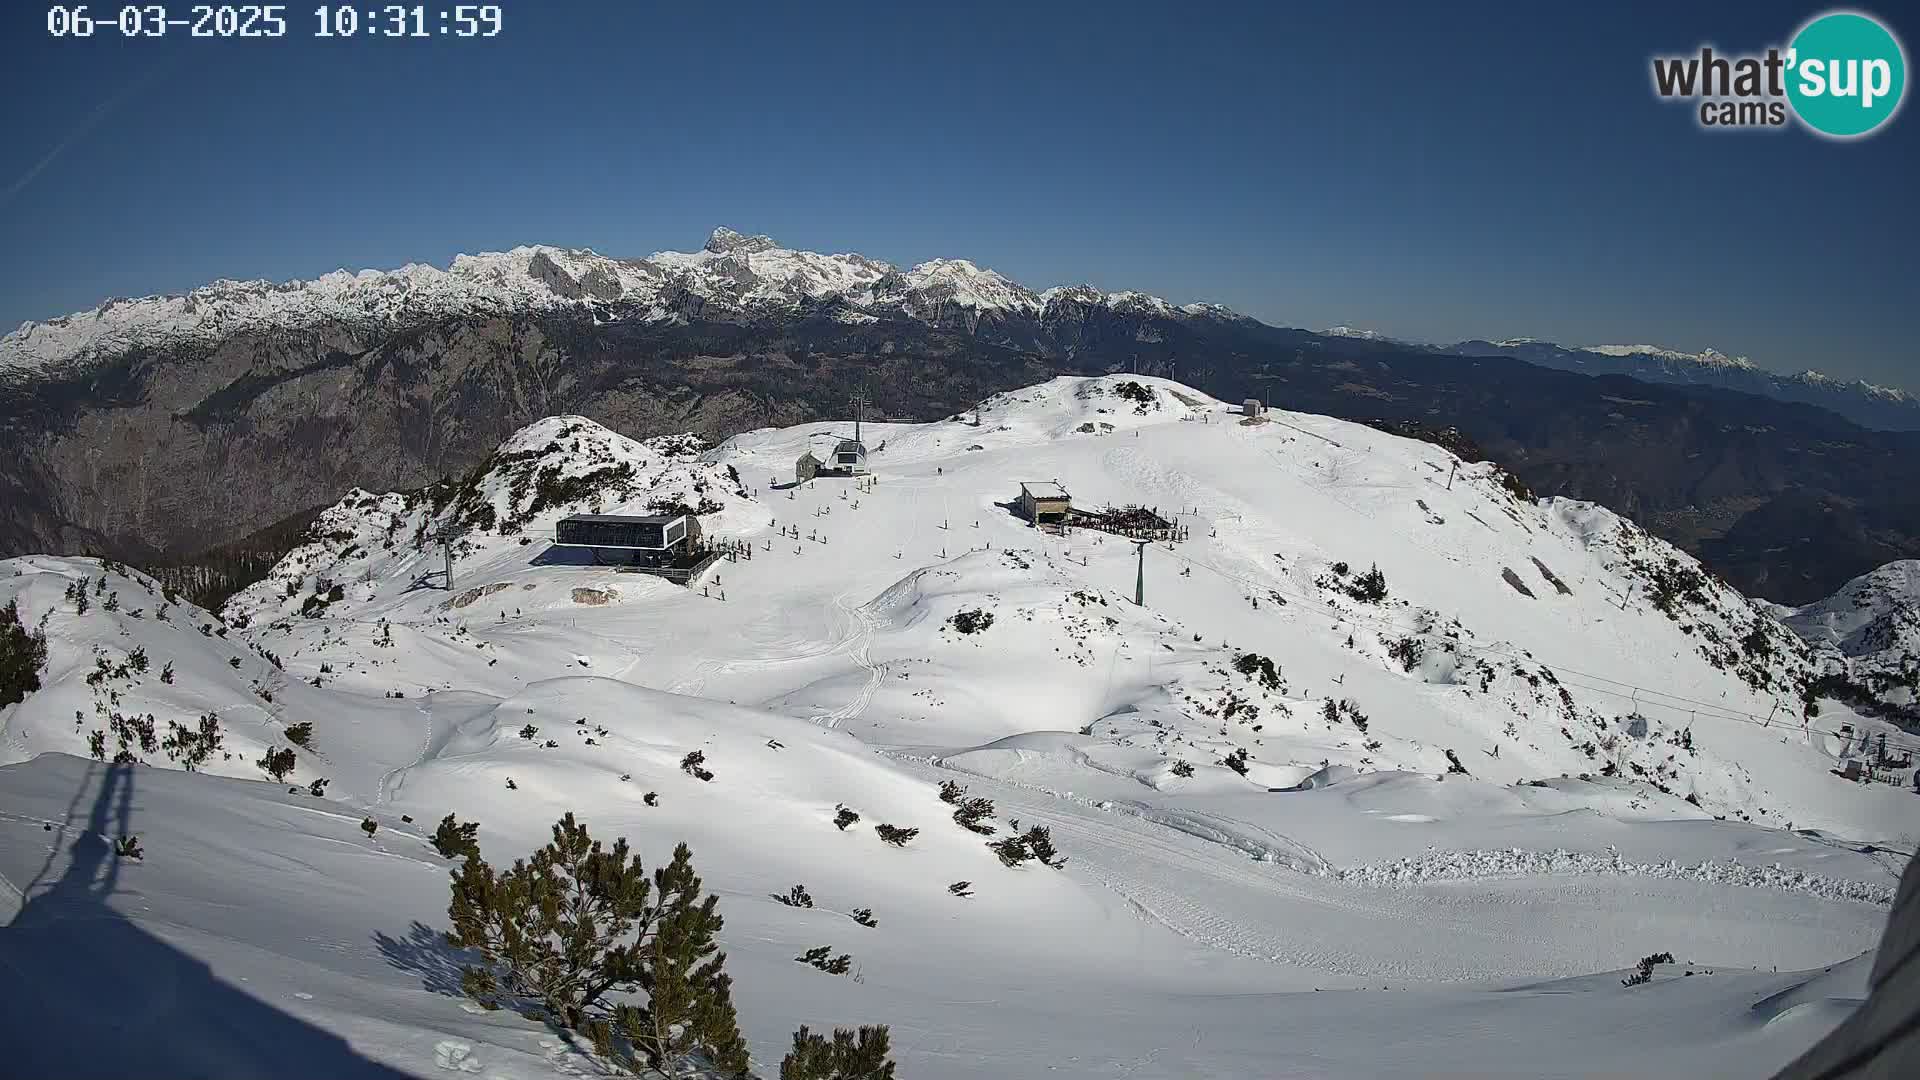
[703,227,781,255]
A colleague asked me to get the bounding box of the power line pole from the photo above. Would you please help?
[1132,539,1149,606]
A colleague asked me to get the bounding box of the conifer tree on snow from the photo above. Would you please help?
[445,813,750,1077]
[432,813,481,860]
[873,824,918,847]
[780,1024,897,1080]
[0,600,49,708]
[951,796,996,835]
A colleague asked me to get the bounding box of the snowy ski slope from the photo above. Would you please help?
[1,375,1913,1078]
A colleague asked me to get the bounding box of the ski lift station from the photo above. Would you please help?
[833,438,869,474]
[553,512,703,566]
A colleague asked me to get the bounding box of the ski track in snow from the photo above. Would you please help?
[1334,847,1897,905]
[376,699,438,805]
[816,589,883,729]
[890,750,1896,974]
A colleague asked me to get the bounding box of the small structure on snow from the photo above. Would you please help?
[832,439,869,475]
[1016,481,1072,525]
[795,450,822,483]
[1243,398,1264,417]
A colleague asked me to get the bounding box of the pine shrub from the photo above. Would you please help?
[780,1024,897,1080]
[257,745,296,782]
[948,881,973,898]
[161,712,224,771]
[1020,825,1066,869]
[284,721,314,748]
[775,884,814,908]
[1622,951,1674,987]
[795,946,852,975]
[1222,748,1251,775]
[873,824,918,847]
[0,600,50,708]
[360,817,379,838]
[951,797,996,835]
[988,836,1032,867]
[833,804,860,831]
[681,750,715,782]
[937,779,966,805]
[1170,759,1195,778]
[433,814,481,860]
[114,835,144,860]
[446,814,751,1077]
[851,908,876,928]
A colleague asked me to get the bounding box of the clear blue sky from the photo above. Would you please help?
[2,1,1914,387]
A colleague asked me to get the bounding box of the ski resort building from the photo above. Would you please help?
[550,512,725,584]
[1016,481,1073,525]
[554,513,696,561]
[795,451,822,483]
[833,438,869,475]
[1243,398,1264,417]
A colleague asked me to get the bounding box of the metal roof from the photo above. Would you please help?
[1022,481,1070,499]
[834,439,867,454]
[556,513,684,524]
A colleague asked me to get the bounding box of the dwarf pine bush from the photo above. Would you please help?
[873,824,918,847]
[257,745,296,782]
[951,797,996,835]
[446,814,751,1077]
[0,600,49,708]
[432,814,481,860]
[780,1024,896,1080]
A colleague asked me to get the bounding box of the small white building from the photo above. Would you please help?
[833,438,869,475]
[1243,398,1264,417]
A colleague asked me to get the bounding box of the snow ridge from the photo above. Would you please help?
[1582,344,1759,371]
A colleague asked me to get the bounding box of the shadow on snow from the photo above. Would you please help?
[0,762,414,1079]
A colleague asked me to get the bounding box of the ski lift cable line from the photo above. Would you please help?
[1149,541,1920,756]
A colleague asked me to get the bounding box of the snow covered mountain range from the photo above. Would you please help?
[0,227,1242,380]
[1319,330,1915,428]
[2,374,1914,1077]
[6,228,1908,428]
[1441,337,1918,428]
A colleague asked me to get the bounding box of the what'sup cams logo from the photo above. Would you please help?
[1651,9,1906,137]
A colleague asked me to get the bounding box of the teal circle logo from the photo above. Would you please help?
[1786,11,1907,137]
